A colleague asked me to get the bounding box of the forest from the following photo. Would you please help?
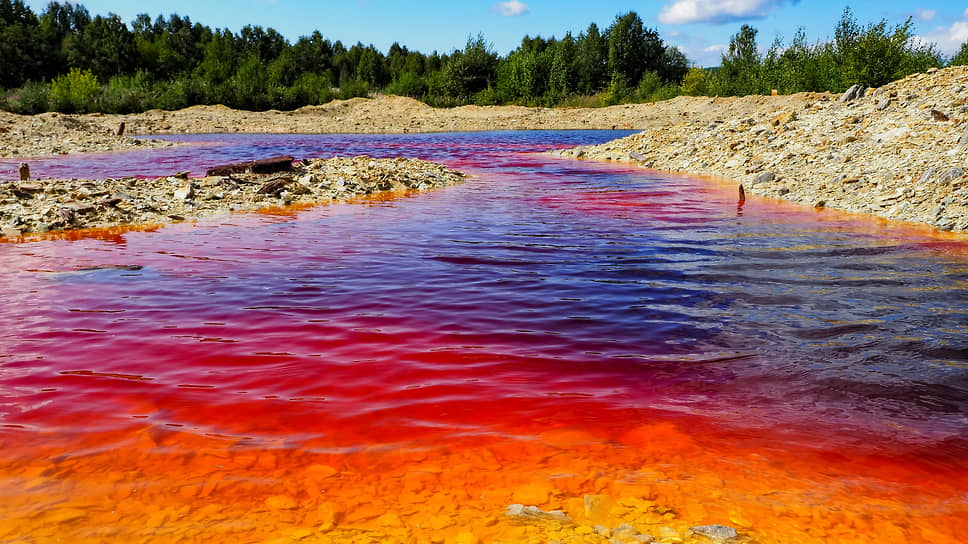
[2,0,967,114]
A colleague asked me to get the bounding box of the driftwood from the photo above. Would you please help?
[206,156,295,177]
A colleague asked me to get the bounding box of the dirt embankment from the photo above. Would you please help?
[0,93,822,159]
[558,66,968,233]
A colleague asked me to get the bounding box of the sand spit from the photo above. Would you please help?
[0,156,464,238]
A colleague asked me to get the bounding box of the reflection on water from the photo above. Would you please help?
[1,131,967,543]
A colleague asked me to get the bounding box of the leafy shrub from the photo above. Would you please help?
[473,86,500,106]
[602,75,631,106]
[230,54,270,110]
[635,71,662,100]
[3,81,50,114]
[337,78,369,100]
[680,67,709,96]
[150,76,211,111]
[101,71,151,113]
[49,68,100,113]
[384,72,427,98]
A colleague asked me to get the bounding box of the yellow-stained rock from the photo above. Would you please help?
[455,531,478,544]
[265,495,299,510]
[306,464,339,480]
[376,511,405,527]
[584,494,617,524]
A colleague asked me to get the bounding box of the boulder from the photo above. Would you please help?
[839,84,865,102]
[939,167,966,183]
[752,172,776,185]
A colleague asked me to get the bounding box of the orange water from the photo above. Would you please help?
[2,132,967,543]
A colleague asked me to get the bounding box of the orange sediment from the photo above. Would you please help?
[3,416,965,544]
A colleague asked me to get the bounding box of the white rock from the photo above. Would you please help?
[875,127,911,142]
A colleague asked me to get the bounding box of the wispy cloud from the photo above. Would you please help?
[658,0,798,25]
[914,9,936,22]
[917,20,968,56]
[492,0,530,17]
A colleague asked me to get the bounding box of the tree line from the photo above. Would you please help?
[1,1,967,114]
[682,8,963,97]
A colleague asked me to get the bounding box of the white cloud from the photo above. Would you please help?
[658,0,798,25]
[918,21,968,56]
[915,9,936,22]
[492,1,529,16]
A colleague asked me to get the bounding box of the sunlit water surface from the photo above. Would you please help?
[1,131,967,543]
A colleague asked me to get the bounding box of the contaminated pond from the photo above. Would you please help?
[1,131,967,544]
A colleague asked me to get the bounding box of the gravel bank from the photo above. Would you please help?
[555,66,968,233]
[0,156,464,238]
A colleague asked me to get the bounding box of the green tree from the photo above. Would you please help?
[440,34,499,100]
[356,45,389,87]
[230,53,269,109]
[547,34,577,103]
[0,0,47,88]
[952,41,968,66]
[498,47,546,103]
[195,30,237,84]
[39,2,91,78]
[712,24,762,96]
[291,31,335,77]
[67,13,136,78]
[606,12,664,89]
[833,8,941,89]
[239,25,286,62]
[575,22,608,94]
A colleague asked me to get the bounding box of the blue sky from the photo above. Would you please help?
[24,1,968,66]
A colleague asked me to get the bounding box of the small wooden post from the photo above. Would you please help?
[19,162,29,181]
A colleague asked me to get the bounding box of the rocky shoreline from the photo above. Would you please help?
[2,66,968,235]
[556,66,968,233]
[0,156,464,238]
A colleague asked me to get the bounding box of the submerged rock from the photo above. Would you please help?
[505,504,573,526]
[690,524,739,542]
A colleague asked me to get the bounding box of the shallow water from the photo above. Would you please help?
[1,131,967,543]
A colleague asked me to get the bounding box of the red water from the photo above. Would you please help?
[1,132,967,543]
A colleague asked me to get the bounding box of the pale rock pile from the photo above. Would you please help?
[0,156,464,237]
[557,66,968,232]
